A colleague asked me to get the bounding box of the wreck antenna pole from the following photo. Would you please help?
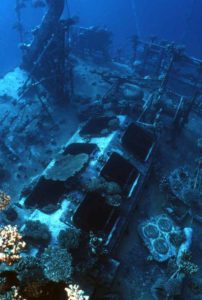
[15,0,24,43]
[65,0,71,18]
[65,0,71,47]
[181,0,197,44]
[131,0,140,37]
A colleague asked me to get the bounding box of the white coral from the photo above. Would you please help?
[65,284,89,300]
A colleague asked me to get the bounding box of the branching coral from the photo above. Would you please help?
[177,251,199,276]
[16,257,45,299]
[0,190,11,210]
[11,286,26,300]
[65,284,89,300]
[0,286,26,300]
[12,286,27,300]
[0,225,26,265]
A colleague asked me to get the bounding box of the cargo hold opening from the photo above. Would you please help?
[80,116,115,136]
[73,192,118,233]
[101,152,139,191]
[122,123,154,161]
[63,143,98,155]
[25,177,66,210]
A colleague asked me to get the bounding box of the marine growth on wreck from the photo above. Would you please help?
[0,0,202,299]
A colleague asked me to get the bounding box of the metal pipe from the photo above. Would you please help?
[22,0,65,68]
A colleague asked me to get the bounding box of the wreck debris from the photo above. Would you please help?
[193,138,202,190]
[20,0,78,102]
[15,0,25,43]
[1,2,202,296]
[139,215,183,262]
[22,0,65,69]
[73,26,112,61]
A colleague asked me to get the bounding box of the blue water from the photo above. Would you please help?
[0,0,202,76]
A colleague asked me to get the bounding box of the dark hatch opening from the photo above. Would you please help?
[80,116,113,136]
[63,143,97,155]
[25,177,66,210]
[122,123,154,161]
[73,192,118,233]
[101,152,139,190]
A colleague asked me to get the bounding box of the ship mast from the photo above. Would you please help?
[15,0,25,43]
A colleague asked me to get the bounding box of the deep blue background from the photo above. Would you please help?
[0,0,202,76]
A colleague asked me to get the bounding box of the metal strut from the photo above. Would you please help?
[181,0,197,44]
[15,0,25,43]
[131,0,140,37]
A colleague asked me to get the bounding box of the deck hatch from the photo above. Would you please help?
[73,192,118,233]
[122,123,154,161]
[101,152,139,190]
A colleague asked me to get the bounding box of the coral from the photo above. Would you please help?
[168,251,199,284]
[65,284,89,300]
[73,238,98,275]
[0,191,11,210]
[177,227,192,265]
[189,277,202,294]
[0,286,26,300]
[21,281,44,299]
[107,194,122,206]
[159,176,170,193]
[164,274,184,298]
[169,230,185,247]
[108,118,120,130]
[0,225,26,265]
[89,232,108,256]
[58,227,81,250]
[41,246,72,283]
[10,287,26,300]
[86,177,122,206]
[86,177,121,195]
[152,274,184,300]
[151,278,167,300]
[4,207,18,222]
[0,163,10,182]
[177,252,199,275]
[45,153,89,181]
[22,220,51,247]
[198,138,202,150]
[168,167,193,202]
[121,83,143,101]
[16,256,45,284]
